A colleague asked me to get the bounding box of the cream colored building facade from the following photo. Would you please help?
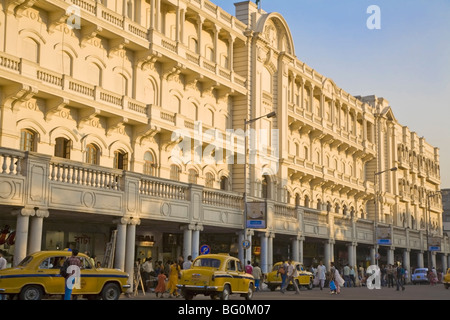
[0,0,447,289]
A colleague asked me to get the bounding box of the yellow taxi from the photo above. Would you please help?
[177,253,255,300]
[265,261,314,291]
[444,268,450,290]
[0,250,130,300]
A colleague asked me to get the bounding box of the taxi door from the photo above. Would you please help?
[226,260,241,292]
[236,260,248,292]
[295,263,308,286]
[36,256,65,294]
[74,257,98,295]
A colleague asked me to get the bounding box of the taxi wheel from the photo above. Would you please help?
[220,284,231,300]
[245,283,254,300]
[101,283,121,300]
[19,285,43,300]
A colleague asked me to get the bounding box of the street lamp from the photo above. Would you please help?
[243,111,276,266]
[373,167,398,266]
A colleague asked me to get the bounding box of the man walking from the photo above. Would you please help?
[343,264,351,287]
[396,262,405,291]
[316,261,326,290]
[282,260,300,294]
[252,262,263,292]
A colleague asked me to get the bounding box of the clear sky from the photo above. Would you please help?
[212,0,450,188]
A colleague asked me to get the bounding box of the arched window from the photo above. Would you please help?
[295,194,300,206]
[170,165,180,181]
[22,37,39,63]
[54,137,71,159]
[262,176,269,199]
[20,129,37,152]
[188,169,198,184]
[205,172,214,188]
[87,63,102,86]
[304,146,309,160]
[86,144,99,165]
[220,176,229,191]
[115,73,128,96]
[143,151,155,176]
[317,199,322,210]
[304,195,310,208]
[114,150,128,170]
[286,191,291,204]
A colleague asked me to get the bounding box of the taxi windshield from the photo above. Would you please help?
[193,258,221,268]
[17,255,33,267]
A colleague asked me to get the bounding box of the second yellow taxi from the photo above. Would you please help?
[265,261,314,291]
[177,253,255,300]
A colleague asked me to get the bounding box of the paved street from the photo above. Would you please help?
[121,283,450,301]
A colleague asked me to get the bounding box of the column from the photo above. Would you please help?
[197,15,204,55]
[175,6,181,42]
[150,0,156,29]
[387,246,395,265]
[192,224,203,259]
[237,231,244,263]
[268,232,274,271]
[12,207,34,266]
[291,237,299,262]
[370,247,376,266]
[299,237,304,264]
[213,25,219,64]
[403,249,411,284]
[245,230,253,264]
[431,251,437,269]
[125,218,140,294]
[417,251,424,268]
[324,241,331,270]
[228,35,235,71]
[260,232,268,273]
[181,224,194,261]
[114,218,128,271]
[309,85,314,112]
[27,208,49,255]
[442,254,448,273]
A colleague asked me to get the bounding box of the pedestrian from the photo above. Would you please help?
[329,268,337,294]
[168,260,181,298]
[252,262,263,292]
[183,255,193,270]
[0,250,7,300]
[63,248,82,300]
[245,260,253,275]
[141,257,154,291]
[343,264,351,287]
[316,260,326,290]
[155,269,167,298]
[330,262,344,294]
[282,259,300,294]
[350,266,356,287]
[380,264,387,286]
[387,264,395,288]
[278,260,288,293]
[395,262,405,291]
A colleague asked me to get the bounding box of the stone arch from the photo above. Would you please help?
[255,13,295,56]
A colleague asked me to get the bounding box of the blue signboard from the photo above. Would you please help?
[200,244,211,255]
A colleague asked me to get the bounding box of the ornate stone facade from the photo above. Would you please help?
[0,0,447,290]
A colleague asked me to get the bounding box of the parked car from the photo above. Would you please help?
[444,268,450,289]
[0,250,130,300]
[265,261,314,291]
[411,268,429,285]
[177,253,254,300]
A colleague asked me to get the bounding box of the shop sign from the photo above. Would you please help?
[0,225,16,245]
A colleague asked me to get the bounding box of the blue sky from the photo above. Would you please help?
[212,0,450,188]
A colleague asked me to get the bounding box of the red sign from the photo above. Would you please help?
[0,225,16,245]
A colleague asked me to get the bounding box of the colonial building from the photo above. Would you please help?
[0,0,447,290]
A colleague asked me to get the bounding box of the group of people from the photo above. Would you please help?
[137,255,193,298]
